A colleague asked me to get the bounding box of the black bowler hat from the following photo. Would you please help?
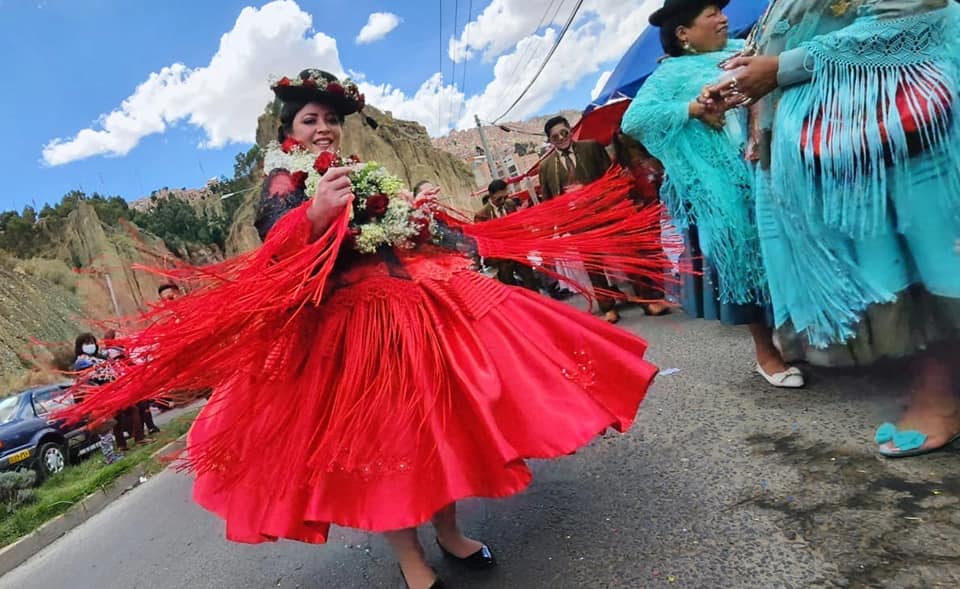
[649,0,730,27]
[270,69,365,117]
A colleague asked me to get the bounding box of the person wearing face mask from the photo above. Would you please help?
[73,333,124,464]
[621,0,805,388]
[59,69,679,589]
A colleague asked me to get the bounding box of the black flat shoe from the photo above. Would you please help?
[398,565,446,589]
[436,538,496,570]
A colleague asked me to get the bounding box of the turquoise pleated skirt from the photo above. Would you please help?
[758,149,960,366]
[677,225,770,327]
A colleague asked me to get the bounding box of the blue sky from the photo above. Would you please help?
[0,0,655,213]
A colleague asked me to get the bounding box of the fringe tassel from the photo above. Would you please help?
[57,203,348,428]
[782,9,960,238]
[177,287,451,494]
[754,176,895,347]
[463,168,686,301]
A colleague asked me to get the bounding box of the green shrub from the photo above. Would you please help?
[0,471,37,514]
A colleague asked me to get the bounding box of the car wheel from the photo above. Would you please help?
[37,442,67,477]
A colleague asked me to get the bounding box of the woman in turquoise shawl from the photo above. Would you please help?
[622,0,805,388]
[712,0,960,456]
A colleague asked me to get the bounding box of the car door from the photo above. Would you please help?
[0,395,37,464]
[32,386,93,452]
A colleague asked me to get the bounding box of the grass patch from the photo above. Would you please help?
[0,409,197,548]
[16,258,78,293]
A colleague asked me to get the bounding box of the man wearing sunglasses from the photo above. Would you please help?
[539,116,612,200]
[538,116,622,322]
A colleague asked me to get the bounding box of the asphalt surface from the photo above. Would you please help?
[3,307,959,589]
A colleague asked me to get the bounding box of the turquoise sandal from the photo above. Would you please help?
[875,422,960,458]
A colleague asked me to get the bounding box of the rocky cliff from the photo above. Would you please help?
[225,102,478,255]
[0,202,197,388]
[0,258,87,390]
[56,201,181,318]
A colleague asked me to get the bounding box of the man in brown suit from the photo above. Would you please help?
[474,179,539,291]
[537,116,620,322]
[538,116,612,200]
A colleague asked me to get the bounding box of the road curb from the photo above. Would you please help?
[0,433,188,577]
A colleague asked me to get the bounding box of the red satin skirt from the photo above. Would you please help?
[187,253,657,543]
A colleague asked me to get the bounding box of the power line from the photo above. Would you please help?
[438,0,444,129]
[488,0,561,119]
[491,0,585,123]
[447,0,461,130]
[457,0,474,122]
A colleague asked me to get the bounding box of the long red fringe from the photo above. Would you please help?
[58,170,682,435]
[462,167,684,301]
[57,204,348,428]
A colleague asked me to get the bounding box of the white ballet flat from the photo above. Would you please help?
[755,363,805,388]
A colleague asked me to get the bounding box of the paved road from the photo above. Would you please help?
[4,308,959,589]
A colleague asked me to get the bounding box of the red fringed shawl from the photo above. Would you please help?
[57,168,679,429]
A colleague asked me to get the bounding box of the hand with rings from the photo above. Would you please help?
[712,55,781,103]
[307,165,355,234]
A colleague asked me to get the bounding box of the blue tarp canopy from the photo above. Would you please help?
[586,1,768,112]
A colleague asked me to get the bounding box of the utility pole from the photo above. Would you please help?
[475,114,499,180]
[103,273,121,317]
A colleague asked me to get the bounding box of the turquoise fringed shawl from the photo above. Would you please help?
[756,1,960,346]
[774,5,960,237]
[621,39,768,306]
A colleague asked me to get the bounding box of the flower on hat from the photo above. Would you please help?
[271,71,364,110]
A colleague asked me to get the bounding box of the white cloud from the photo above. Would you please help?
[452,0,660,128]
[591,70,612,100]
[356,12,402,44]
[360,73,465,137]
[43,0,661,165]
[43,0,342,166]
[449,0,558,62]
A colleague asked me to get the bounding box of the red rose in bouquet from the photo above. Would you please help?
[413,218,433,244]
[276,77,291,87]
[314,151,336,174]
[281,137,302,153]
[365,193,389,217]
[290,171,308,189]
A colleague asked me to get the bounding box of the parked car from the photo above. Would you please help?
[0,382,101,479]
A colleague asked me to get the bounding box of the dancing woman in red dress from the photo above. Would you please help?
[63,70,673,589]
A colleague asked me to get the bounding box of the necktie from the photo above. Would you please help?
[561,150,576,188]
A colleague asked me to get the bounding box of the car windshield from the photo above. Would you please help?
[0,396,19,424]
[33,389,73,416]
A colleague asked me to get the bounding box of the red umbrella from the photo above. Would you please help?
[571,98,632,146]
